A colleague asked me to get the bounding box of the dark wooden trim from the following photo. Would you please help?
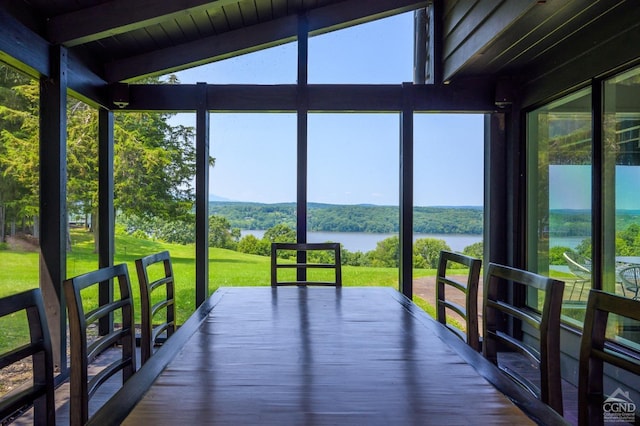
[87,288,229,426]
[48,0,238,46]
[591,78,603,292]
[122,82,495,112]
[427,0,443,85]
[0,7,48,79]
[0,7,108,106]
[443,1,532,82]
[0,7,109,108]
[98,108,115,272]
[413,8,427,84]
[66,52,110,108]
[105,14,299,83]
[484,112,508,265]
[399,83,413,298]
[520,12,640,109]
[195,83,210,306]
[296,15,309,280]
[98,108,115,336]
[39,45,68,374]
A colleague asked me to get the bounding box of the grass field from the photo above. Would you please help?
[0,229,433,353]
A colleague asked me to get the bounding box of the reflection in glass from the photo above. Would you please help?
[604,66,640,294]
[604,66,640,347]
[527,89,592,324]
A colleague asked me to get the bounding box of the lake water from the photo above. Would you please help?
[240,231,587,253]
[241,230,482,253]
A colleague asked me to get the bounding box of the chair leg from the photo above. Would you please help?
[578,280,587,301]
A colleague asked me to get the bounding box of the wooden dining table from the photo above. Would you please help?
[89,286,568,425]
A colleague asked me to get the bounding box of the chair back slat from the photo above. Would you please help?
[64,264,136,426]
[578,290,640,426]
[271,243,342,287]
[0,289,55,425]
[435,250,482,351]
[135,250,176,365]
[483,262,565,415]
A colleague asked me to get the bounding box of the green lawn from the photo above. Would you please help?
[0,229,435,352]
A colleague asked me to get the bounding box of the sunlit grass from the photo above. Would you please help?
[0,229,437,352]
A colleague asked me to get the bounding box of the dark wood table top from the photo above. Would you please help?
[90,286,568,425]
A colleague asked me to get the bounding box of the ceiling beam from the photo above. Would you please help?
[48,0,237,47]
[0,6,49,78]
[120,81,495,113]
[105,0,427,83]
[0,7,109,106]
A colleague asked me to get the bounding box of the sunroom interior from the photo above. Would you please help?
[1,0,640,420]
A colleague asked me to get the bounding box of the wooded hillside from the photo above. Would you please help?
[208,202,484,234]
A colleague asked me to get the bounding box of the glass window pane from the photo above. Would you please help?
[603,66,640,348]
[527,88,592,325]
[308,113,399,286]
[158,42,297,84]
[0,64,40,288]
[209,112,296,287]
[67,98,98,277]
[308,13,413,84]
[413,113,484,320]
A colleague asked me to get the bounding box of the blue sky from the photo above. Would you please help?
[170,12,484,207]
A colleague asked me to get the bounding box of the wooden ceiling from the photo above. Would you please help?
[441,0,640,82]
[7,0,426,83]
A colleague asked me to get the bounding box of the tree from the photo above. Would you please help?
[0,71,215,251]
[263,224,296,243]
[208,215,240,249]
[462,241,483,260]
[369,236,399,267]
[0,73,39,237]
[413,238,451,269]
[238,234,270,256]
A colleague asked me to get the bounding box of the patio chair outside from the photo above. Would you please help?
[563,251,591,302]
[617,265,640,300]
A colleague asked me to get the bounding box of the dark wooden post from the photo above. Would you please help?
[39,45,68,373]
[296,14,309,282]
[426,1,443,85]
[399,82,413,298]
[98,108,115,335]
[413,8,427,84]
[484,113,507,267]
[196,82,210,306]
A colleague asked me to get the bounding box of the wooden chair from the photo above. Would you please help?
[435,250,482,352]
[271,242,342,286]
[135,250,176,365]
[483,263,565,415]
[578,290,640,426]
[0,289,55,425]
[64,264,137,426]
